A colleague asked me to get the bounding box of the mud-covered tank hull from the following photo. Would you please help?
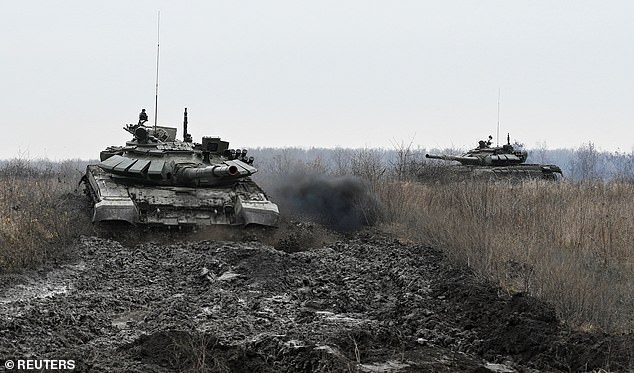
[472,164,562,180]
[428,164,562,182]
[84,165,279,227]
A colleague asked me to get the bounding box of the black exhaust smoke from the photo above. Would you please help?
[272,173,381,232]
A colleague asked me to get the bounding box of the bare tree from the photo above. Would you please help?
[351,148,386,188]
[535,141,549,164]
[390,137,418,181]
[573,142,598,180]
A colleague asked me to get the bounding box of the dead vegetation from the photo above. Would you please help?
[0,158,92,272]
[2,151,634,336]
[377,179,634,333]
[256,146,634,333]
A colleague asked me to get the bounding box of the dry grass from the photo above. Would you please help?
[0,170,92,272]
[378,179,634,333]
[3,153,633,335]
[255,147,634,332]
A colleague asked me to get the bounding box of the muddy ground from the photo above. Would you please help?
[0,223,632,373]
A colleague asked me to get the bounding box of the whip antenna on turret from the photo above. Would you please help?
[154,11,160,131]
[496,88,500,147]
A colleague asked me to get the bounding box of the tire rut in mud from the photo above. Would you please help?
[0,231,632,372]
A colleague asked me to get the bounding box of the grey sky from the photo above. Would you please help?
[1,1,633,160]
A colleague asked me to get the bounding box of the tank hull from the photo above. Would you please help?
[84,165,279,227]
[471,164,561,180]
[424,164,562,182]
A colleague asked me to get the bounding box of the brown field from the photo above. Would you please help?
[0,168,92,271]
[378,179,634,333]
[1,158,633,335]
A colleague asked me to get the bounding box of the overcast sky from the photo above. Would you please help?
[1,1,633,160]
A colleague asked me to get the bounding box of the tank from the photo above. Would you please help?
[81,108,279,227]
[425,134,563,181]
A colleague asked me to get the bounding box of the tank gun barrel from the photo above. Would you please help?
[211,165,239,177]
[179,161,258,181]
[425,153,480,165]
[425,153,452,160]
[180,165,242,180]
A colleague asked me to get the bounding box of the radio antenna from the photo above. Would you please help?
[496,88,500,146]
[154,11,160,131]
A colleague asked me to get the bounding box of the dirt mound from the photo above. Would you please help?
[0,230,632,372]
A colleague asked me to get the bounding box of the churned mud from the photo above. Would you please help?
[0,225,632,372]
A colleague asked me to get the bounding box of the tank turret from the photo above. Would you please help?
[426,134,529,166]
[425,134,562,181]
[82,108,279,227]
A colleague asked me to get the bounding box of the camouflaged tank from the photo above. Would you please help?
[82,109,279,227]
[425,134,563,181]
